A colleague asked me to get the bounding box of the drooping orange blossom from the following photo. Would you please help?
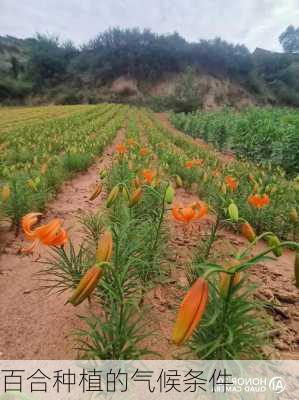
[21,212,67,254]
[68,229,113,306]
[172,277,209,345]
[67,265,103,306]
[248,193,270,209]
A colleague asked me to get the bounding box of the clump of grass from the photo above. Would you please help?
[62,152,92,172]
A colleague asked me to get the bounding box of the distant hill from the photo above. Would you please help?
[1,29,299,109]
[0,36,30,73]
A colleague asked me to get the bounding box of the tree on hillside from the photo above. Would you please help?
[10,56,20,79]
[26,34,78,89]
[171,66,202,112]
[279,25,299,53]
[81,28,188,82]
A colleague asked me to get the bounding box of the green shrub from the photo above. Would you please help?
[62,152,92,172]
[55,92,83,105]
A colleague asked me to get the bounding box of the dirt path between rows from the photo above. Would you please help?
[152,112,299,360]
[1,111,297,361]
[0,127,125,360]
[156,112,235,165]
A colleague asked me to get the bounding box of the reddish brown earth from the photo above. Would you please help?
[153,113,299,360]
[0,113,298,361]
[0,129,125,359]
[141,184,299,360]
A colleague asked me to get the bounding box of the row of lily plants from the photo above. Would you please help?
[18,107,299,360]
[145,110,299,242]
[139,108,299,359]
[0,104,128,233]
[0,104,92,134]
[20,110,177,359]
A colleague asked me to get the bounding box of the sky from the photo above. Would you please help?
[1,0,299,52]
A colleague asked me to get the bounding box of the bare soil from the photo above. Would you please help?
[153,113,299,360]
[0,113,298,361]
[0,129,125,359]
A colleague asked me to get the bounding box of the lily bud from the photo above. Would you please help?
[27,179,38,191]
[152,175,160,187]
[40,163,48,175]
[99,169,107,179]
[106,185,120,208]
[67,264,103,306]
[1,185,10,202]
[96,230,113,262]
[248,174,255,183]
[266,234,282,257]
[240,222,256,242]
[295,252,299,288]
[203,172,208,183]
[121,186,130,201]
[172,278,208,345]
[290,208,298,224]
[219,261,241,298]
[128,160,134,171]
[228,202,239,222]
[165,185,175,204]
[133,176,141,188]
[89,183,102,201]
[129,187,142,207]
[175,175,183,188]
[253,183,259,193]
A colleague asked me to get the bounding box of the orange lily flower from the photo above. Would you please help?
[172,277,209,345]
[21,213,67,254]
[143,169,156,184]
[140,147,149,157]
[185,160,194,169]
[172,205,196,223]
[225,176,238,191]
[115,143,128,154]
[172,201,207,223]
[191,201,208,218]
[248,193,270,209]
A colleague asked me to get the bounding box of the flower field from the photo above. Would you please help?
[0,105,298,360]
[0,104,94,134]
